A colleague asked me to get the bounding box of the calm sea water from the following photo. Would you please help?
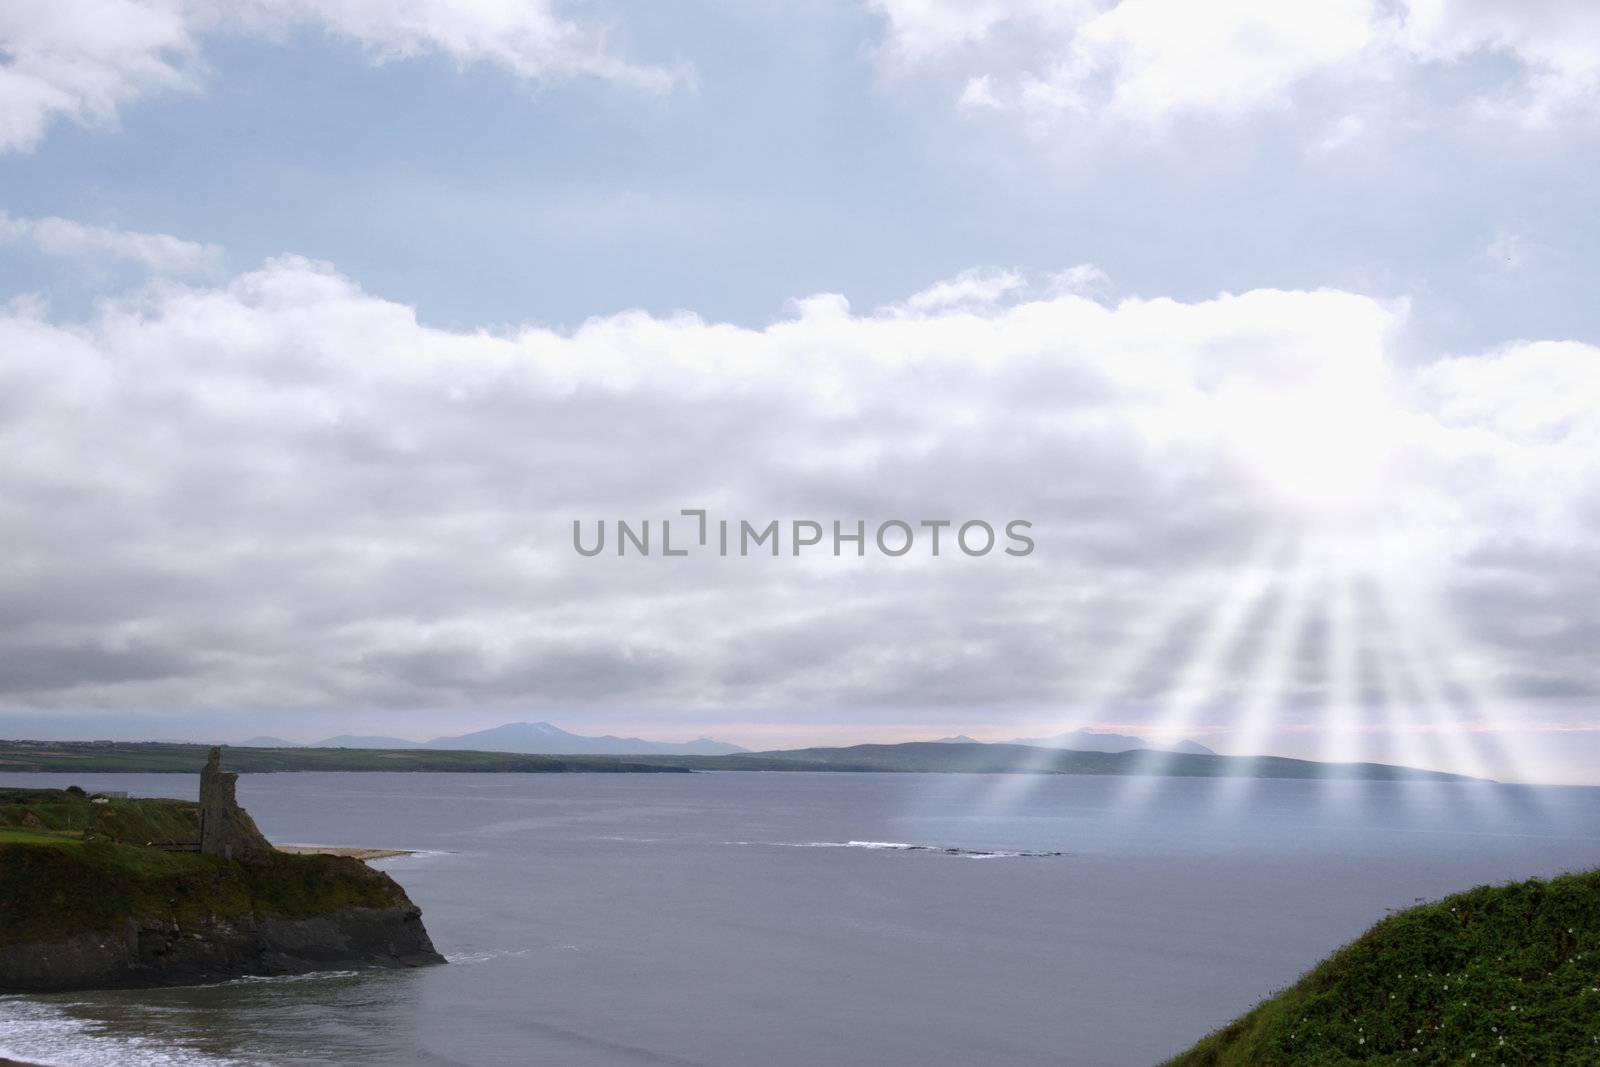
[2,770,1598,1067]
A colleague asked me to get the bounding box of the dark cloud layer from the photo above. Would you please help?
[0,260,1596,780]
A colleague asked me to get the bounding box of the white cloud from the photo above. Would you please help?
[898,265,1108,315]
[1045,263,1111,299]
[1310,113,1366,154]
[873,0,1384,122]
[903,266,1027,311]
[1403,0,1600,123]
[235,0,690,91]
[870,0,1090,66]
[872,0,1600,126]
[0,0,689,154]
[957,74,1003,111]
[0,0,198,153]
[1064,0,1379,123]
[0,210,223,274]
[1,251,1596,766]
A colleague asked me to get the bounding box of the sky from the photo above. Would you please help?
[1,1,1599,782]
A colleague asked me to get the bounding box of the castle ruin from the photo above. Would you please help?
[199,746,272,860]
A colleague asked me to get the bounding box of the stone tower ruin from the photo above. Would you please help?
[199,746,271,860]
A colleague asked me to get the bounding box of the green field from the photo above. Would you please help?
[1166,868,1600,1065]
[0,741,693,774]
[0,739,1473,780]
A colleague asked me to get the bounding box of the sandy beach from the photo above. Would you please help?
[275,844,414,861]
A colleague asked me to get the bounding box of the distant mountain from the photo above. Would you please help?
[930,735,981,744]
[1006,729,1217,757]
[237,736,303,748]
[731,742,1467,782]
[312,735,424,749]
[1009,728,1147,751]
[423,721,748,756]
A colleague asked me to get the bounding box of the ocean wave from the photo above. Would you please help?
[443,948,536,964]
[0,999,254,1067]
[220,969,361,987]
[727,840,1065,859]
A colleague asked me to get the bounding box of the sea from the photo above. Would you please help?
[2,770,1598,1067]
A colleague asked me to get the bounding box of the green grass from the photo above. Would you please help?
[0,828,83,846]
[1,787,201,845]
[0,786,411,948]
[1166,869,1600,1065]
[0,741,691,774]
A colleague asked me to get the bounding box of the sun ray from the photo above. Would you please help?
[1321,553,1362,767]
[1211,539,1318,811]
[1355,582,1455,815]
[1348,577,1524,829]
[978,529,1290,816]
[1372,587,1494,774]
[977,570,1219,813]
[1374,575,1545,808]
[1117,531,1294,809]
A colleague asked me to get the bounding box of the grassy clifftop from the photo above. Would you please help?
[1167,869,1600,1065]
[1,786,200,846]
[0,840,408,949]
[0,787,408,949]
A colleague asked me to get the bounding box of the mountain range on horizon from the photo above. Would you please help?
[929,728,1217,756]
[237,721,749,756]
[234,722,1216,758]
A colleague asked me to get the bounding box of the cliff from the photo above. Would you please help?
[1165,868,1600,1065]
[0,763,443,993]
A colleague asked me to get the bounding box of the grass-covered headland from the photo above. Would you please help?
[0,787,399,945]
[1167,869,1600,1065]
[0,785,442,991]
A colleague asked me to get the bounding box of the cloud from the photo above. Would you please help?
[1,248,1596,762]
[1309,113,1366,154]
[234,0,691,91]
[0,0,198,153]
[0,210,223,274]
[1058,0,1380,123]
[903,266,1027,311]
[1401,0,1600,124]
[870,0,1600,126]
[0,0,689,153]
[870,0,1090,66]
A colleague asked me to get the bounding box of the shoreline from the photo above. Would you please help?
[275,844,415,861]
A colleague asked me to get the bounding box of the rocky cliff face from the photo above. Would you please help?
[0,901,441,993]
[0,844,444,991]
[0,764,445,994]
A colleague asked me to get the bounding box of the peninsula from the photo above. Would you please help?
[0,739,1474,781]
[0,748,443,993]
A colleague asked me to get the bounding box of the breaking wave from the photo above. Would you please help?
[0,998,253,1067]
